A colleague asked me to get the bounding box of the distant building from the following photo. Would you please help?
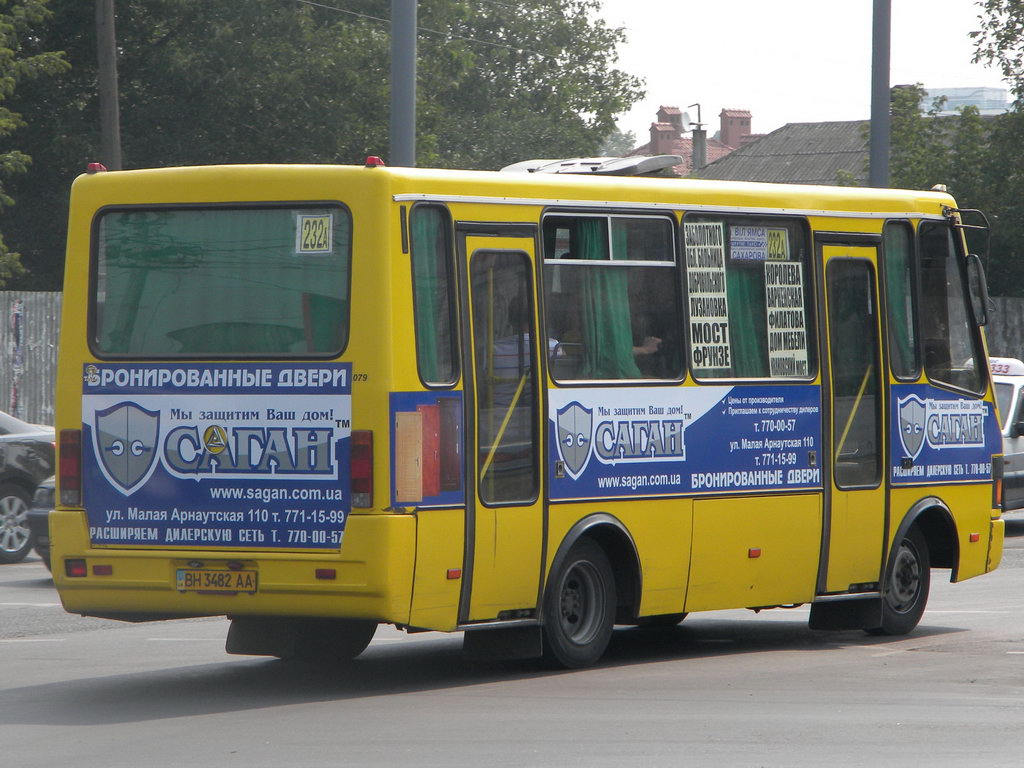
[628,106,763,176]
[925,86,1009,116]
[691,120,869,186]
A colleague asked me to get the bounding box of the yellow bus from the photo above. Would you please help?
[51,158,1004,668]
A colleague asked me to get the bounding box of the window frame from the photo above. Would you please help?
[880,219,921,382]
[89,201,354,361]
[540,209,685,386]
[825,256,884,491]
[409,202,460,389]
[917,219,987,396]
[680,212,817,384]
[470,248,541,507]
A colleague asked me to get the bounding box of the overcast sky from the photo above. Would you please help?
[597,0,1010,139]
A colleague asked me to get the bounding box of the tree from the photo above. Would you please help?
[888,84,948,191]
[1,0,644,289]
[972,0,1024,102]
[600,127,637,156]
[0,0,66,286]
[970,0,1024,294]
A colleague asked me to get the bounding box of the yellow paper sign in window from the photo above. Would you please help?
[296,213,333,254]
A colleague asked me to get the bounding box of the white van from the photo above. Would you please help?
[991,357,1024,512]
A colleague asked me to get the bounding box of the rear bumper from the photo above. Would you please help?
[988,517,1004,573]
[50,511,417,625]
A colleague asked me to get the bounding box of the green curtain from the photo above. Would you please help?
[883,225,915,377]
[98,207,348,355]
[577,219,642,379]
[410,208,450,383]
[727,266,768,377]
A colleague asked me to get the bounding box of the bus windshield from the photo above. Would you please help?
[93,205,351,357]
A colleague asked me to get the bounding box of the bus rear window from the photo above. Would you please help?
[93,206,351,357]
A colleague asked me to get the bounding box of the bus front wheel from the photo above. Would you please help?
[868,526,930,636]
[542,538,616,668]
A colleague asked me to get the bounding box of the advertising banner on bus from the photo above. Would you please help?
[81,363,352,549]
[890,383,1001,485]
[548,384,822,500]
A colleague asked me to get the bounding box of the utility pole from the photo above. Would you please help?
[389,0,417,167]
[869,0,890,187]
[96,0,122,170]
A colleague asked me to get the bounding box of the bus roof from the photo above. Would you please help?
[72,162,958,220]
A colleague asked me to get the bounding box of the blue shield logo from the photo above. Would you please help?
[556,401,593,480]
[898,394,927,460]
[94,402,160,494]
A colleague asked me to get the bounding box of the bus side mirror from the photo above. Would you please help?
[967,253,991,326]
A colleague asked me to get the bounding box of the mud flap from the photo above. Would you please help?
[808,597,883,631]
[462,625,543,662]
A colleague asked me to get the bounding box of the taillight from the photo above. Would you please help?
[65,558,87,578]
[60,429,82,506]
[351,430,373,508]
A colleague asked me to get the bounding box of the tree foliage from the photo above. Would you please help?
[880,79,1024,296]
[0,0,66,285]
[2,0,643,289]
[972,0,1024,102]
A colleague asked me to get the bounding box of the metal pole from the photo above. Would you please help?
[869,0,890,187]
[96,0,122,170]
[389,0,417,167]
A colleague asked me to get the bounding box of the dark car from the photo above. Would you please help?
[27,475,54,570]
[0,411,55,563]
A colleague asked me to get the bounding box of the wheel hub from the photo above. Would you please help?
[886,543,920,613]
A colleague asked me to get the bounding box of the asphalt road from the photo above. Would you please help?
[3,521,1024,768]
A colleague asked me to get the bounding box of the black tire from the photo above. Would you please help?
[291,618,378,662]
[542,538,616,668]
[868,526,930,636]
[0,484,32,564]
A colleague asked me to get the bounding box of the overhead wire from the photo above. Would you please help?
[288,0,561,60]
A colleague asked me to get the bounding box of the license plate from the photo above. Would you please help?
[175,568,258,594]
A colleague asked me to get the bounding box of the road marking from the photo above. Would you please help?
[0,638,65,643]
[0,601,62,608]
[146,637,222,642]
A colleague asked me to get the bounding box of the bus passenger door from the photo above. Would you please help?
[819,244,887,593]
[458,231,545,623]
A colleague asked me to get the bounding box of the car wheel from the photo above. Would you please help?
[0,484,32,564]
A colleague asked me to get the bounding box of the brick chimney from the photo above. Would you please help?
[649,122,678,155]
[719,109,752,149]
[657,106,684,135]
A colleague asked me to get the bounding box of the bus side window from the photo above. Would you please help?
[919,222,984,393]
[542,214,682,382]
[410,205,458,385]
[882,221,920,379]
[684,216,813,380]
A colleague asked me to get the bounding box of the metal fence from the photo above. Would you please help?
[0,291,61,425]
[1,290,1023,428]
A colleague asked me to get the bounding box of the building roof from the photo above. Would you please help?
[691,120,869,185]
[630,135,736,176]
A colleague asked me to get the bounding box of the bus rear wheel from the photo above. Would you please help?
[868,526,930,636]
[542,538,616,668]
